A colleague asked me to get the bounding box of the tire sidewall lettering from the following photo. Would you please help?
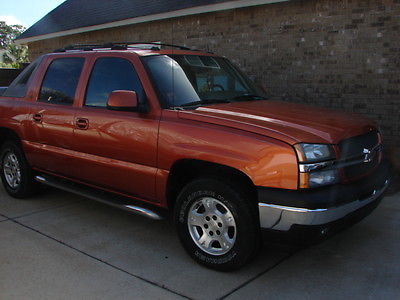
[194,250,237,265]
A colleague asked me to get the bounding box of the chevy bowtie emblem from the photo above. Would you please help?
[363,148,373,163]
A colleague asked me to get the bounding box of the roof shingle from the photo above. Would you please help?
[17,0,234,40]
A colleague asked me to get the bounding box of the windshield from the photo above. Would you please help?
[142,55,265,108]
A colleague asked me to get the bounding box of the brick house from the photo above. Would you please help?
[15,0,400,164]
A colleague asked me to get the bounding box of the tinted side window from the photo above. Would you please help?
[38,58,84,105]
[85,57,144,107]
[3,57,42,98]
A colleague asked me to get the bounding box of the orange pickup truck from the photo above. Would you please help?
[0,43,391,270]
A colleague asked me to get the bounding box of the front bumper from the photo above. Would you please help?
[258,160,391,231]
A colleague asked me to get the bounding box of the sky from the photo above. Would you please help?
[1,0,66,28]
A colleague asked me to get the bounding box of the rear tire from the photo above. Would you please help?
[174,178,260,271]
[0,141,38,198]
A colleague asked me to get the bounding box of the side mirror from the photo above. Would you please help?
[107,90,138,111]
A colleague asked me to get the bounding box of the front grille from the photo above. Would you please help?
[339,130,380,180]
[339,130,379,159]
[342,153,380,178]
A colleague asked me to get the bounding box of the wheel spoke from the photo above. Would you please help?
[9,155,17,164]
[4,166,12,174]
[221,211,235,226]
[188,212,204,227]
[198,233,213,249]
[201,197,214,214]
[218,235,233,251]
[210,199,221,216]
[16,172,21,183]
[10,176,17,188]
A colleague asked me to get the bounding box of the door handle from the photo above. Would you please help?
[75,118,89,130]
[33,113,43,123]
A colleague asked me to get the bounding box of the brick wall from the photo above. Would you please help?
[27,0,399,161]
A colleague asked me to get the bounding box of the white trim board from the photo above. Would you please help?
[16,0,289,45]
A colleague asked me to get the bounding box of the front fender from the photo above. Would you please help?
[158,112,298,190]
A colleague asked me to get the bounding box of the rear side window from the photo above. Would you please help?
[3,57,42,98]
[38,57,84,105]
[85,57,145,108]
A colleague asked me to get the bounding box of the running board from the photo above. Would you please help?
[34,175,164,221]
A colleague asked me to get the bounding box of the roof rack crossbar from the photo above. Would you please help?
[116,42,191,50]
[53,42,192,53]
[53,44,103,52]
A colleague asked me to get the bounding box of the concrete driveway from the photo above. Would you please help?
[1,184,399,300]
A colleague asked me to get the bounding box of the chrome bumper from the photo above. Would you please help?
[258,179,390,231]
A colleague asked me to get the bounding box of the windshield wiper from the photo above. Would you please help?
[232,94,265,101]
[179,99,231,107]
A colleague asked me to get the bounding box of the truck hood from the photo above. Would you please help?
[178,100,376,145]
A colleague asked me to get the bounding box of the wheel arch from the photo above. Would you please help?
[166,159,257,211]
[0,127,22,148]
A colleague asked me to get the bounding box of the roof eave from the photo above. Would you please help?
[15,0,288,45]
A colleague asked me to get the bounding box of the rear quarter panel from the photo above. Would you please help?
[0,97,32,144]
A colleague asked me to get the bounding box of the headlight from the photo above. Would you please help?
[295,143,337,188]
[295,143,335,163]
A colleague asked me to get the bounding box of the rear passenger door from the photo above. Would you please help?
[27,57,85,176]
[70,55,159,202]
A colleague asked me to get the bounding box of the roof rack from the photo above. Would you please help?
[53,42,193,53]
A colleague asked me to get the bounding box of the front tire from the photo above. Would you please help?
[0,141,38,198]
[174,178,259,271]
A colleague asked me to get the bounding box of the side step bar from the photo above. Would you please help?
[34,175,164,221]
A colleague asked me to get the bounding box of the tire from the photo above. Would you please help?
[0,141,38,198]
[174,177,260,271]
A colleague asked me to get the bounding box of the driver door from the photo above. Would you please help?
[70,55,159,201]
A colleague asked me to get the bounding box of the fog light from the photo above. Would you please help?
[308,170,338,187]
